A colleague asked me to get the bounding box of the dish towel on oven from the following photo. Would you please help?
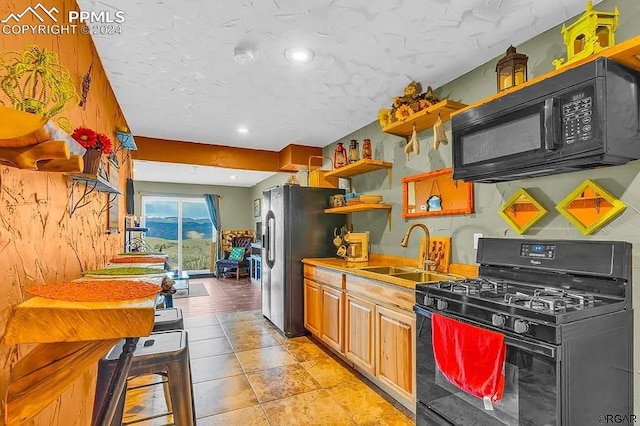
[432,313,507,404]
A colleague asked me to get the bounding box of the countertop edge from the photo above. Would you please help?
[302,257,478,290]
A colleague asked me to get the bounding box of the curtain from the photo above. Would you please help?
[204,194,221,275]
[126,178,135,215]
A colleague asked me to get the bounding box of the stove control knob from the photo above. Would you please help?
[436,299,448,310]
[491,314,506,327]
[423,295,435,307]
[514,319,530,334]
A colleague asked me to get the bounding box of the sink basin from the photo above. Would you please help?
[391,272,458,283]
[357,266,418,275]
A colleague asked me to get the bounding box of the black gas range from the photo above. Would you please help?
[414,238,633,426]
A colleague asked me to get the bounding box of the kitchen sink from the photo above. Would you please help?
[391,272,457,283]
[357,266,418,275]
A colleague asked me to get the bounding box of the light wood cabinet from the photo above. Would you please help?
[302,264,417,411]
[321,285,343,353]
[375,305,416,403]
[345,293,375,375]
[303,279,322,336]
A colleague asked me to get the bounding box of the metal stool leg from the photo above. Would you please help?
[92,337,139,426]
[167,360,194,425]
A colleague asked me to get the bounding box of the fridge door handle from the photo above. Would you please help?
[265,211,276,268]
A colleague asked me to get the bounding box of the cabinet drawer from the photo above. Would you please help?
[304,265,344,290]
[345,274,414,312]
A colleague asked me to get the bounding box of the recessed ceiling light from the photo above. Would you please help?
[230,175,237,179]
[237,127,249,134]
[285,47,314,63]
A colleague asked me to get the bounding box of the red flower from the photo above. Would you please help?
[72,127,97,149]
[96,133,113,154]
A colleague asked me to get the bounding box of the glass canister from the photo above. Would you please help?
[348,139,359,163]
[334,142,347,168]
[362,139,372,159]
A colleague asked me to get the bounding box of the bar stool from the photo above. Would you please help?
[153,308,184,332]
[94,330,195,426]
[150,308,184,411]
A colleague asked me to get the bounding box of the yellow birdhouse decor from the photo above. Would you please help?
[553,0,619,69]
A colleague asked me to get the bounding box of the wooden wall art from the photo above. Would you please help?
[402,167,473,219]
[499,188,548,234]
[555,179,626,235]
[429,237,451,273]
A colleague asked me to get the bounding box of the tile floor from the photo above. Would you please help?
[122,310,415,425]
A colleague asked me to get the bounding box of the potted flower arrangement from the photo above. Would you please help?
[72,126,113,174]
[377,81,440,129]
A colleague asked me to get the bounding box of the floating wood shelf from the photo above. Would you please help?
[325,203,392,214]
[2,296,155,345]
[454,35,640,116]
[325,159,392,178]
[2,294,156,425]
[325,203,392,231]
[324,158,393,189]
[0,106,85,172]
[382,99,467,137]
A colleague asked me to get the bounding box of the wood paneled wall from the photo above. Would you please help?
[0,1,130,424]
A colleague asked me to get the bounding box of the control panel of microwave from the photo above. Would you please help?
[561,85,595,145]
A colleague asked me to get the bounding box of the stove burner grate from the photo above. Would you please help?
[437,278,507,295]
[504,288,596,313]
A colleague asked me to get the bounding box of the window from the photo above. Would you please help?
[141,196,214,273]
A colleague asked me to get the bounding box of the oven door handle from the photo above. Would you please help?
[414,305,558,360]
[503,335,557,360]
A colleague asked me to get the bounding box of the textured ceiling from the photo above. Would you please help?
[79,0,598,153]
[78,0,597,150]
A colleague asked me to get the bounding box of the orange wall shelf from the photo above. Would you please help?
[382,99,467,138]
[453,35,640,116]
[402,167,474,219]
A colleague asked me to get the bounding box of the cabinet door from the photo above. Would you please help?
[321,285,343,353]
[345,294,375,375]
[303,279,322,337]
[375,305,415,403]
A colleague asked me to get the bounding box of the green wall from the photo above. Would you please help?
[249,171,304,230]
[320,0,640,413]
[134,181,254,230]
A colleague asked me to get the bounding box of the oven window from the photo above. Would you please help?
[417,315,558,425]
[461,113,542,165]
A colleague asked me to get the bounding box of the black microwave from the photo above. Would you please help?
[452,58,640,183]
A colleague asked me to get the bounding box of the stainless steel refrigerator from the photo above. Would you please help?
[261,184,345,337]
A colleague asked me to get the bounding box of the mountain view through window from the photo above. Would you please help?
[142,197,213,272]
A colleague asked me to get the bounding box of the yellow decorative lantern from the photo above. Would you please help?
[552,1,619,69]
[496,46,528,92]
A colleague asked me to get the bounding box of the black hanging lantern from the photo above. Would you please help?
[496,46,528,92]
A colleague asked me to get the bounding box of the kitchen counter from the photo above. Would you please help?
[302,254,475,290]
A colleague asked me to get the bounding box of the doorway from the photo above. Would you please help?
[141,196,215,273]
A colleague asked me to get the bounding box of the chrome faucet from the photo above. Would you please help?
[400,223,435,271]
